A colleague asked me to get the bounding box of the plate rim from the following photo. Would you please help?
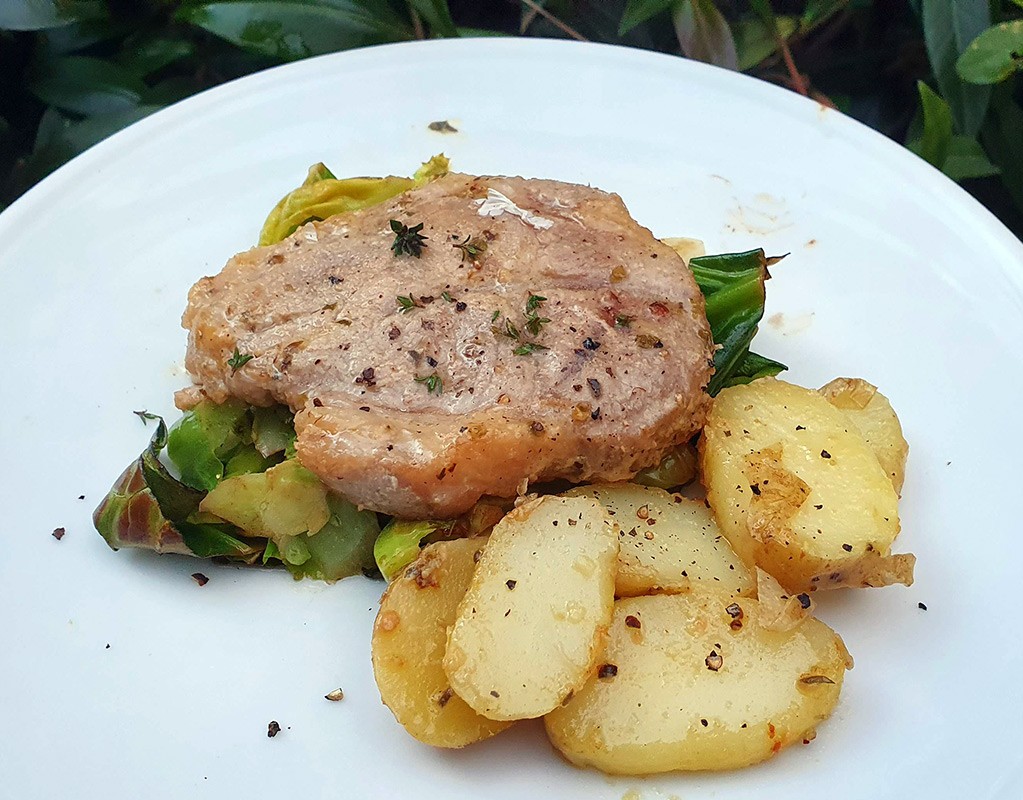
[1,38,1021,267]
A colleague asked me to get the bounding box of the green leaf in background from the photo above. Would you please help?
[956,21,1023,85]
[408,0,457,38]
[672,0,738,71]
[801,0,845,30]
[0,0,103,31]
[618,0,674,37]
[942,135,999,180]
[982,85,1023,212]
[117,34,196,78]
[747,0,775,24]
[454,27,508,37]
[178,1,410,61]
[28,55,146,116]
[733,15,797,71]
[921,0,991,135]
[915,80,954,169]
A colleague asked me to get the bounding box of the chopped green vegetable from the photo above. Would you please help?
[258,154,449,247]
[93,456,193,555]
[199,458,330,541]
[176,521,261,560]
[251,405,296,457]
[721,351,787,388]
[285,495,380,582]
[688,249,787,395]
[167,399,249,490]
[373,519,454,581]
[138,417,206,523]
[223,445,276,478]
[634,445,698,490]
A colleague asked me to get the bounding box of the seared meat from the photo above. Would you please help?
[180,173,714,517]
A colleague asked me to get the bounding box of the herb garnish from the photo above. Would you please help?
[390,219,427,258]
[133,410,159,425]
[491,292,552,356]
[453,235,487,264]
[493,318,521,340]
[415,372,443,395]
[615,314,634,328]
[524,293,550,336]
[228,348,254,373]
[441,291,455,302]
[397,294,423,313]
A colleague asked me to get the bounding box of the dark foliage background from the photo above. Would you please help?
[1,1,1021,237]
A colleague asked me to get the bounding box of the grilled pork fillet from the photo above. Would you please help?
[179,173,714,517]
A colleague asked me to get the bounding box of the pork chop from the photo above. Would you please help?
[180,173,714,518]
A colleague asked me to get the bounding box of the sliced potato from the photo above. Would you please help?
[371,537,512,748]
[819,377,909,494]
[755,567,816,632]
[444,495,617,721]
[700,378,913,593]
[565,483,754,598]
[544,592,851,774]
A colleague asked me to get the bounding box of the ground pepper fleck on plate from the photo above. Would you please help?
[52,527,66,540]
[191,572,209,587]
[267,720,282,738]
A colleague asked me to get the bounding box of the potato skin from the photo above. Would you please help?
[443,495,618,721]
[565,483,754,598]
[700,378,912,593]
[371,537,512,748]
[819,377,909,495]
[544,592,851,774]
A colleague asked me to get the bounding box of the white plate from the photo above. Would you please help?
[1,38,1021,800]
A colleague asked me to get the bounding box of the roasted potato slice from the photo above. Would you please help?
[444,495,617,721]
[565,483,754,598]
[372,537,512,748]
[700,378,914,593]
[819,377,909,494]
[544,592,851,774]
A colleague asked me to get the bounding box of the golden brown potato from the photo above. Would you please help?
[544,592,852,774]
[700,378,914,593]
[371,537,512,748]
[564,483,754,598]
[819,377,909,495]
[444,495,618,721]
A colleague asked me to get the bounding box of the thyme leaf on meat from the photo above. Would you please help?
[414,372,443,395]
[492,318,520,340]
[453,235,487,264]
[513,342,549,356]
[390,219,428,258]
[524,293,550,336]
[397,294,423,313]
[227,348,254,373]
